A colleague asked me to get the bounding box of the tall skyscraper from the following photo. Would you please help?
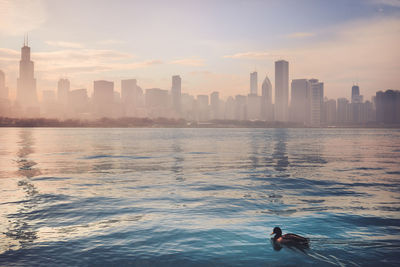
[57,78,70,105]
[93,80,114,117]
[275,60,289,122]
[250,71,258,95]
[261,75,273,121]
[0,70,8,100]
[376,90,400,124]
[351,85,360,103]
[210,91,220,120]
[16,39,38,109]
[309,79,324,126]
[290,79,310,125]
[171,75,182,114]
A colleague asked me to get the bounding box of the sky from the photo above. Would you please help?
[0,0,399,101]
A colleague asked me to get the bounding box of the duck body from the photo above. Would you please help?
[271,227,309,247]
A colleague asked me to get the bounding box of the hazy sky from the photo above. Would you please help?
[0,0,399,100]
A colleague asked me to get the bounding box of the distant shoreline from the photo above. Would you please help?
[1,117,399,129]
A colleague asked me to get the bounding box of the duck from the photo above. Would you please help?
[270,227,309,247]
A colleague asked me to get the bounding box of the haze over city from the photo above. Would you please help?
[0,0,399,101]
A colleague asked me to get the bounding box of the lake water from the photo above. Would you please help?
[0,128,400,266]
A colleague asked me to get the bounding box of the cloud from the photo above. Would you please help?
[97,39,126,45]
[170,58,205,66]
[223,51,273,59]
[369,0,400,7]
[45,41,84,49]
[0,0,47,35]
[286,32,315,39]
[276,17,400,99]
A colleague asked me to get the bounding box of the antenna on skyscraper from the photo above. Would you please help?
[27,34,29,46]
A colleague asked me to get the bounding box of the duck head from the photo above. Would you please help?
[271,227,282,240]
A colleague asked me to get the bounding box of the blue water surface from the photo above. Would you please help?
[0,128,399,266]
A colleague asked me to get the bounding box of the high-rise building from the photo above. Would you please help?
[376,90,400,124]
[247,94,261,120]
[121,79,143,116]
[171,75,181,114]
[196,94,209,121]
[275,60,289,122]
[0,70,8,100]
[93,80,114,117]
[290,79,310,125]
[235,95,247,120]
[57,78,70,105]
[210,91,220,120]
[250,71,258,95]
[16,39,38,109]
[337,98,351,124]
[351,85,360,103]
[69,89,89,117]
[309,79,324,126]
[325,99,337,125]
[261,75,273,121]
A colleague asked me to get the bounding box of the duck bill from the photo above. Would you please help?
[270,232,274,235]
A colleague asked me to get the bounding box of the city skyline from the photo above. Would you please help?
[0,0,399,101]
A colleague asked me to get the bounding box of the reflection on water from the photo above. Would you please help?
[4,129,41,251]
[0,128,399,266]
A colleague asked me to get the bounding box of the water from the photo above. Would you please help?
[0,128,400,266]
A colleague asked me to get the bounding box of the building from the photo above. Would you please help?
[57,78,70,106]
[261,75,273,121]
[309,79,324,126]
[0,70,11,117]
[145,88,169,118]
[171,75,182,115]
[290,79,310,125]
[68,89,89,117]
[247,94,261,120]
[0,70,8,100]
[376,90,400,124]
[210,91,221,120]
[250,71,258,95]
[235,95,247,120]
[121,79,143,116]
[337,98,351,124]
[93,80,114,118]
[196,94,209,121]
[16,39,38,111]
[325,99,337,125]
[181,93,196,120]
[275,60,289,122]
[351,85,361,103]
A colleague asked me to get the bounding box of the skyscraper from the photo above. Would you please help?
[57,78,70,106]
[171,75,182,114]
[16,38,38,109]
[351,85,360,103]
[261,75,273,121]
[93,80,114,118]
[250,71,258,95]
[0,70,8,100]
[210,91,220,120]
[290,79,310,125]
[309,79,324,126]
[275,60,289,122]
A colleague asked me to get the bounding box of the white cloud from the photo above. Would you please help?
[223,51,273,59]
[45,41,84,49]
[170,58,204,66]
[0,0,47,35]
[97,39,126,45]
